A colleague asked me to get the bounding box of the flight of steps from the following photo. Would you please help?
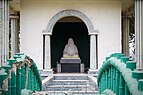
[35,74,98,95]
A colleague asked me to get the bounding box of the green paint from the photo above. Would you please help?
[97,53,143,95]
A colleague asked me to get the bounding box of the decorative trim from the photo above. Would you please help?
[45,9,96,34]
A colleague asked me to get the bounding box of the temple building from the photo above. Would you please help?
[0,0,143,73]
[0,0,142,73]
[0,0,143,94]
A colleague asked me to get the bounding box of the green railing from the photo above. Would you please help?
[0,53,42,95]
[97,53,143,95]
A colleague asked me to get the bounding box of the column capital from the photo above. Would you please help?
[88,30,98,35]
[43,30,52,35]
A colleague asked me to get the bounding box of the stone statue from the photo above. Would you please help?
[63,38,79,58]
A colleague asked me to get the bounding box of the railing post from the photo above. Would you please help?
[21,66,26,89]
[100,77,103,93]
[116,70,120,95]
[0,69,8,95]
[119,75,125,95]
[30,69,33,90]
[1,64,11,95]
[113,67,116,93]
[103,72,105,91]
[30,69,34,91]
[99,81,101,93]
[105,71,108,89]
[11,64,17,95]
[8,70,11,95]
[125,83,130,95]
[111,66,113,90]
[108,67,111,89]
[34,76,37,91]
[27,67,31,90]
[16,64,21,95]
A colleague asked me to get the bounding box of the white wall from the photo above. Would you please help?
[20,0,121,69]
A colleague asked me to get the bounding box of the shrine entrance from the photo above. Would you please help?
[43,9,98,74]
[51,16,90,72]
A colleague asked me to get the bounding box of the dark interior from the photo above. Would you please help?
[51,21,90,72]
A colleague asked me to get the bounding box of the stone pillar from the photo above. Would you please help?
[0,1,2,67]
[4,0,9,62]
[43,32,53,74]
[88,32,98,75]
[135,0,143,70]
[10,15,19,57]
[122,13,129,56]
[0,0,9,66]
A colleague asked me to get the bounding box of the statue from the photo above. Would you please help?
[58,38,83,73]
[63,38,79,58]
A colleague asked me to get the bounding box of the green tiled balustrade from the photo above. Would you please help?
[97,53,143,95]
[0,53,42,95]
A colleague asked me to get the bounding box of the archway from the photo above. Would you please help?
[43,9,98,73]
[51,16,90,72]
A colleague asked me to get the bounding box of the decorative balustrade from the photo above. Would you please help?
[97,53,143,95]
[0,53,42,95]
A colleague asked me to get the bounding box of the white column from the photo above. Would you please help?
[90,34,97,69]
[10,16,19,57]
[88,32,98,75]
[0,0,9,65]
[0,1,2,67]
[4,0,9,62]
[43,32,53,74]
[44,34,51,70]
[135,0,143,70]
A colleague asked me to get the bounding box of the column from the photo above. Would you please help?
[0,0,9,66]
[88,32,98,74]
[0,1,2,67]
[122,12,129,56]
[44,34,51,69]
[43,32,53,74]
[4,0,9,63]
[135,0,143,70]
[10,15,19,57]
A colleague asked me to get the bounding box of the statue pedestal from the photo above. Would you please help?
[60,58,81,63]
[57,58,84,73]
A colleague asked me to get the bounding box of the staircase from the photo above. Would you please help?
[34,74,98,95]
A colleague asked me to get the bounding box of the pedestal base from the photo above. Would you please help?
[60,58,81,63]
[39,69,53,76]
[88,69,99,76]
[57,63,84,73]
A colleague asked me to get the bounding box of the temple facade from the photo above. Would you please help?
[0,0,143,73]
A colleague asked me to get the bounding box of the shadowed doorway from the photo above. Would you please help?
[51,16,90,73]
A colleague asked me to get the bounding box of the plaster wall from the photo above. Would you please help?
[20,0,121,69]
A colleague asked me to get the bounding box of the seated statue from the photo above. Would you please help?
[63,38,79,58]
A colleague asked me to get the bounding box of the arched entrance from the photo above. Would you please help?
[51,16,90,72]
[43,9,98,73]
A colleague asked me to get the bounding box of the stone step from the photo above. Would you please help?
[43,86,97,91]
[43,81,89,86]
[46,85,96,88]
[53,80,89,82]
[53,76,88,80]
[33,91,99,95]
